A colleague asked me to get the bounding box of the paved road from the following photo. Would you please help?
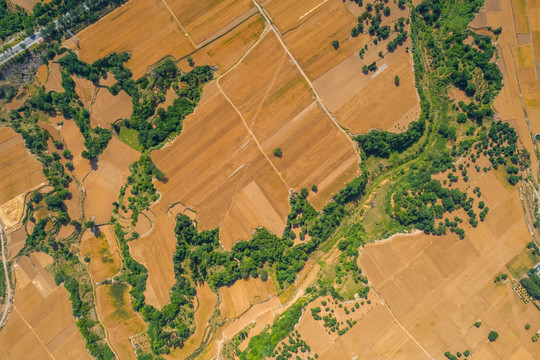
[0,220,12,328]
[0,31,43,66]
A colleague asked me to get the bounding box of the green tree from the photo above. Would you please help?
[331,40,339,50]
[273,147,282,158]
[488,331,499,342]
[394,75,400,86]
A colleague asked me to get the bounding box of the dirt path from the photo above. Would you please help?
[161,0,196,48]
[250,0,361,160]
[216,80,291,191]
[0,220,12,329]
[372,286,435,359]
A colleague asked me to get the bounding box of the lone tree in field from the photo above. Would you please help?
[187,56,194,67]
[488,331,499,342]
[273,147,282,158]
[395,75,400,86]
[332,40,339,50]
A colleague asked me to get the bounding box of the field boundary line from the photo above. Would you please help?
[12,305,56,359]
[216,79,291,190]
[251,0,361,161]
[372,287,435,360]
[160,0,196,48]
[219,26,269,79]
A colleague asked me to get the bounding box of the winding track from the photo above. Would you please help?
[0,220,12,329]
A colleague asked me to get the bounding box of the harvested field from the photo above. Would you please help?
[334,52,419,134]
[134,210,153,236]
[200,14,265,74]
[80,230,122,283]
[156,89,178,110]
[96,283,146,360]
[129,211,177,309]
[63,180,82,223]
[167,283,217,359]
[10,0,39,12]
[319,305,429,359]
[219,277,277,319]
[0,127,46,209]
[58,118,92,179]
[512,0,530,33]
[0,254,91,360]
[151,87,289,240]
[44,62,63,93]
[270,0,369,80]
[358,185,536,358]
[36,64,48,84]
[83,137,139,224]
[72,0,195,78]
[219,168,289,250]
[90,88,132,128]
[487,0,540,179]
[167,0,254,46]
[73,76,97,108]
[6,227,26,260]
[220,32,360,210]
[267,0,408,80]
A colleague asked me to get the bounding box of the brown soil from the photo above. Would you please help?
[334,52,419,134]
[129,211,177,309]
[166,283,217,359]
[358,184,536,358]
[167,0,254,45]
[83,137,139,224]
[80,230,122,283]
[90,89,132,128]
[70,0,195,78]
[219,277,277,319]
[73,76,97,108]
[220,32,360,210]
[10,0,39,12]
[44,62,63,93]
[0,127,46,206]
[0,254,91,359]
[96,283,146,360]
[36,64,48,84]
